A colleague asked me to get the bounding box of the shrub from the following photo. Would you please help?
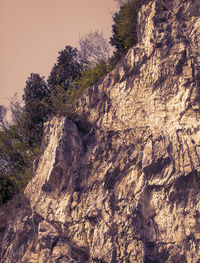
[77,60,114,91]
[44,81,86,115]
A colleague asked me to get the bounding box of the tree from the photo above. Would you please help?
[22,73,50,147]
[110,0,139,54]
[0,76,50,204]
[114,0,132,7]
[47,46,82,91]
[0,126,33,204]
[78,31,111,68]
[23,73,49,104]
[9,94,23,124]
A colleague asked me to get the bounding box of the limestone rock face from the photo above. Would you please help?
[1,0,200,262]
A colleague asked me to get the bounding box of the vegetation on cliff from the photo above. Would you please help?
[0,0,140,204]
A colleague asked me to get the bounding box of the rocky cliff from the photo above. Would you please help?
[1,0,200,262]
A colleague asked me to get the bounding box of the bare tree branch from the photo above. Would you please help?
[78,31,111,68]
[0,105,7,130]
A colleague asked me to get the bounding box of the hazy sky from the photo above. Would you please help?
[0,0,117,107]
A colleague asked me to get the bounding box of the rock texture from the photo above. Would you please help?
[1,0,200,262]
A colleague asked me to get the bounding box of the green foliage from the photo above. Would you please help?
[77,60,114,90]
[0,127,35,204]
[0,176,15,205]
[0,48,82,204]
[110,0,139,54]
[0,92,43,204]
[44,82,82,115]
[23,73,49,104]
[47,46,82,91]
[22,73,50,147]
[46,59,116,115]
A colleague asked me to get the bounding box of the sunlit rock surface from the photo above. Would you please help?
[1,0,200,262]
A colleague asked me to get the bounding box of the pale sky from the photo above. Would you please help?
[0,0,118,108]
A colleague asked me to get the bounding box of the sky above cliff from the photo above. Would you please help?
[0,0,117,108]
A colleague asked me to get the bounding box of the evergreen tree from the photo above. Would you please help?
[110,0,139,54]
[22,73,50,147]
[47,46,82,91]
